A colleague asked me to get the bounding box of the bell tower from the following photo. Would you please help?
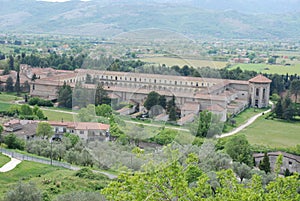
[249,74,272,108]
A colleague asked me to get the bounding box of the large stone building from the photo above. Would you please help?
[1,65,271,124]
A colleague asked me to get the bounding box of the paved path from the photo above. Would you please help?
[0,153,22,172]
[217,108,272,138]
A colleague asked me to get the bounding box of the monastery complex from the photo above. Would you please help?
[0,65,271,124]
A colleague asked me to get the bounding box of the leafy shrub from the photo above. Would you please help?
[29,97,53,107]
[4,133,25,150]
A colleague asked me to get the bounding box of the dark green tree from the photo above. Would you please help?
[14,67,20,95]
[259,152,271,173]
[144,91,160,110]
[158,95,167,109]
[8,55,14,70]
[168,106,177,121]
[225,135,253,166]
[58,82,72,108]
[95,83,110,105]
[0,125,3,146]
[290,79,300,103]
[274,99,283,118]
[4,133,25,150]
[85,73,93,84]
[2,66,10,75]
[5,76,14,92]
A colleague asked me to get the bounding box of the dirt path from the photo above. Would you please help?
[217,108,272,138]
[0,153,22,172]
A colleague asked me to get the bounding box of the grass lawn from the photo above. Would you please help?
[0,153,10,167]
[230,63,300,75]
[223,107,269,133]
[237,116,300,148]
[42,109,75,122]
[139,57,228,68]
[0,161,109,200]
[0,93,22,102]
[0,102,12,111]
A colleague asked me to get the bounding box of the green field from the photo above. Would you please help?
[0,161,109,200]
[237,117,300,148]
[0,102,12,111]
[139,57,228,68]
[42,109,75,122]
[0,153,10,167]
[223,107,269,133]
[0,93,23,102]
[230,63,300,75]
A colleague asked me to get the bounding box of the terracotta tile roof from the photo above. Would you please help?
[249,74,272,83]
[177,113,196,124]
[206,104,225,112]
[75,122,109,130]
[181,102,200,111]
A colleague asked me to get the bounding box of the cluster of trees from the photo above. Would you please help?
[144,92,179,121]
[5,104,46,120]
[4,77,30,93]
[274,93,300,120]
[101,149,300,201]
[21,52,86,70]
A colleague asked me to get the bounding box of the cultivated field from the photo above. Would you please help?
[238,116,300,148]
[230,63,300,75]
[139,57,228,68]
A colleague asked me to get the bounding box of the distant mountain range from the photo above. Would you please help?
[1,0,300,39]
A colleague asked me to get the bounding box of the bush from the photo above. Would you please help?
[4,133,25,150]
[29,97,53,107]
[4,181,42,201]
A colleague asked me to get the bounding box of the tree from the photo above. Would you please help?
[77,104,97,122]
[8,55,14,70]
[274,154,283,175]
[20,104,33,116]
[144,91,160,110]
[85,73,93,84]
[259,152,271,173]
[94,83,110,105]
[0,124,3,146]
[232,162,252,182]
[274,98,283,118]
[4,182,42,201]
[36,122,53,139]
[5,76,14,92]
[291,79,300,103]
[190,110,222,138]
[225,135,253,166]
[168,106,177,121]
[96,104,112,117]
[15,67,20,95]
[158,95,167,109]
[58,82,72,108]
[4,133,25,150]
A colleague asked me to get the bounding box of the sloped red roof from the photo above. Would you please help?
[249,74,272,83]
[206,104,225,112]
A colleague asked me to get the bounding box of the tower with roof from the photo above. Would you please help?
[248,74,272,108]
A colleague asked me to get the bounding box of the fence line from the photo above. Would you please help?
[0,148,79,170]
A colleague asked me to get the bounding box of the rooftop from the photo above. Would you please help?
[249,74,272,83]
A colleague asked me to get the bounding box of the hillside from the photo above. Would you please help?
[1,0,300,39]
